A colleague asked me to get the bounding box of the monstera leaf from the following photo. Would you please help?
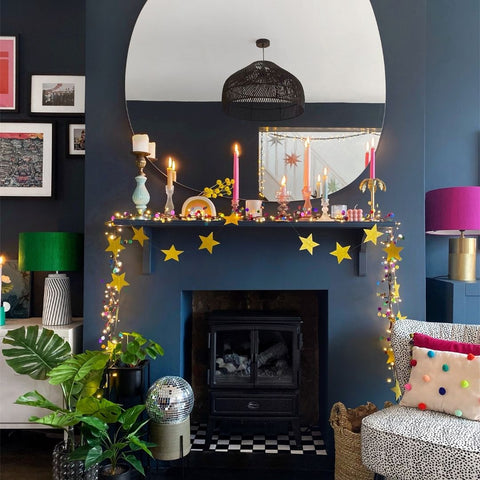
[2,326,71,380]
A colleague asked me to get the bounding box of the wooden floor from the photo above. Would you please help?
[0,429,335,479]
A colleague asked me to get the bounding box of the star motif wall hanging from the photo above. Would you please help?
[298,234,319,255]
[224,212,239,226]
[285,153,301,167]
[330,242,352,263]
[363,224,384,245]
[161,245,184,262]
[198,232,220,254]
[383,242,403,261]
[108,272,129,293]
[105,236,125,255]
[131,226,149,246]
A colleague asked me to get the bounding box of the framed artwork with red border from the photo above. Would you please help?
[0,36,17,111]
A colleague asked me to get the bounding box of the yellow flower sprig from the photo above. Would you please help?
[202,178,234,198]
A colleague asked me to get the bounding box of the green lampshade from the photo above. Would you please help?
[18,232,83,272]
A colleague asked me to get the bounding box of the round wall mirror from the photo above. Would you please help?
[125,0,386,202]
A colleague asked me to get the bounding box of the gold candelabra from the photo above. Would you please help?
[359,178,386,220]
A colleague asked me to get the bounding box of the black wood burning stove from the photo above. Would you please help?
[206,311,303,445]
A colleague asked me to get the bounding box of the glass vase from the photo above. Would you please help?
[52,441,98,480]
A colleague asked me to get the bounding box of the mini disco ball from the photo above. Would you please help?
[146,376,194,424]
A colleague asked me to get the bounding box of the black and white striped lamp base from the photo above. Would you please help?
[42,274,72,326]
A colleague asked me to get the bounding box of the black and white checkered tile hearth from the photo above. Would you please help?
[190,424,327,455]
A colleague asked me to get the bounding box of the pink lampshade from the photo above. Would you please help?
[425,186,480,235]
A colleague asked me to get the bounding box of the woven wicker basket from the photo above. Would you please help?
[329,401,377,480]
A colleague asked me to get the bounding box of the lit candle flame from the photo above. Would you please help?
[323,167,328,176]
[168,157,172,168]
[281,175,286,187]
[0,255,4,266]
[234,144,239,155]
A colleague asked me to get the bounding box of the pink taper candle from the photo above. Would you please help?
[233,144,239,205]
[303,137,311,190]
[365,141,370,168]
[369,137,376,179]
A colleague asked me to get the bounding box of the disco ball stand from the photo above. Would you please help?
[146,376,194,461]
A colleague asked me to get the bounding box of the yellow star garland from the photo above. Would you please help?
[132,226,149,246]
[396,311,407,320]
[298,233,319,255]
[330,242,352,263]
[161,244,184,262]
[363,224,384,245]
[391,379,402,401]
[386,348,395,365]
[393,280,401,299]
[108,272,129,293]
[223,212,240,226]
[198,232,220,254]
[383,242,403,261]
[105,236,125,255]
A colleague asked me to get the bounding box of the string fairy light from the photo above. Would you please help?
[376,219,405,395]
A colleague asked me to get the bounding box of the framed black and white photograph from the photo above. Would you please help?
[31,75,85,114]
[0,122,53,197]
[68,123,85,156]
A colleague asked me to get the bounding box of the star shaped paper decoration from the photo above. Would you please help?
[198,232,220,254]
[224,212,239,226]
[386,348,395,365]
[161,245,184,262]
[285,153,301,167]
[383,242,403,261]
[393,280,401,298]
[268,134,283,146]
[391,379,402,401]
[108,273,129,293]
[132,226,149,246]
[105,236,125,255]
[298,234,319,255]
[396,311,407,320]
[363,224,384,245]
[330,242,352,263]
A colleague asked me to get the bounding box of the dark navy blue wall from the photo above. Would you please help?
[0,0,85,316]
[425,0,480,278]
[84,1,428,453]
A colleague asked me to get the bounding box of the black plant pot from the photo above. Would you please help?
[107,360,149,401]
[99,463,136,480]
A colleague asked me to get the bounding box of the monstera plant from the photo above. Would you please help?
[2,326,120,479]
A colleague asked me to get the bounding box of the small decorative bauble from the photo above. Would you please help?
[146,376,194,424]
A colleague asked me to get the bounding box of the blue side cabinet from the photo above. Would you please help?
[426,277,480,324]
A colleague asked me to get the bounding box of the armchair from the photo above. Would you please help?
[361,319,480,480]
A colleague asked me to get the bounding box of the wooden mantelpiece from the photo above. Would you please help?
[113,219,379,276]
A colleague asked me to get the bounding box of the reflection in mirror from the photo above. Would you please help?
[125,0,386,201]
[259,128,381,201]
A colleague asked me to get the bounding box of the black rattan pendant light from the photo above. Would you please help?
[222,39,305,121]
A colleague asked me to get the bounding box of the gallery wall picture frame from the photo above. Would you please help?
[0,122,53,197]
[0,36,18,111]
[30,74,85,114]
[68,123,85,156]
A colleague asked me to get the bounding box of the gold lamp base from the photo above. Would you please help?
[448,236,477,281]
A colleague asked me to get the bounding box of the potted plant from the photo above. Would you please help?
[106,331,164,400]
[70,403,155,479]
[2,325,119,479]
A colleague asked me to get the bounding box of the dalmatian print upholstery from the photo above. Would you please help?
[361,319,480,480]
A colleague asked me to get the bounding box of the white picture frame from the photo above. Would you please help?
[31,75,85,114]
[0,122,53,197]
[68,124,85,156]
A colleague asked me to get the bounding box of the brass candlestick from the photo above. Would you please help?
[359,178,386,220]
